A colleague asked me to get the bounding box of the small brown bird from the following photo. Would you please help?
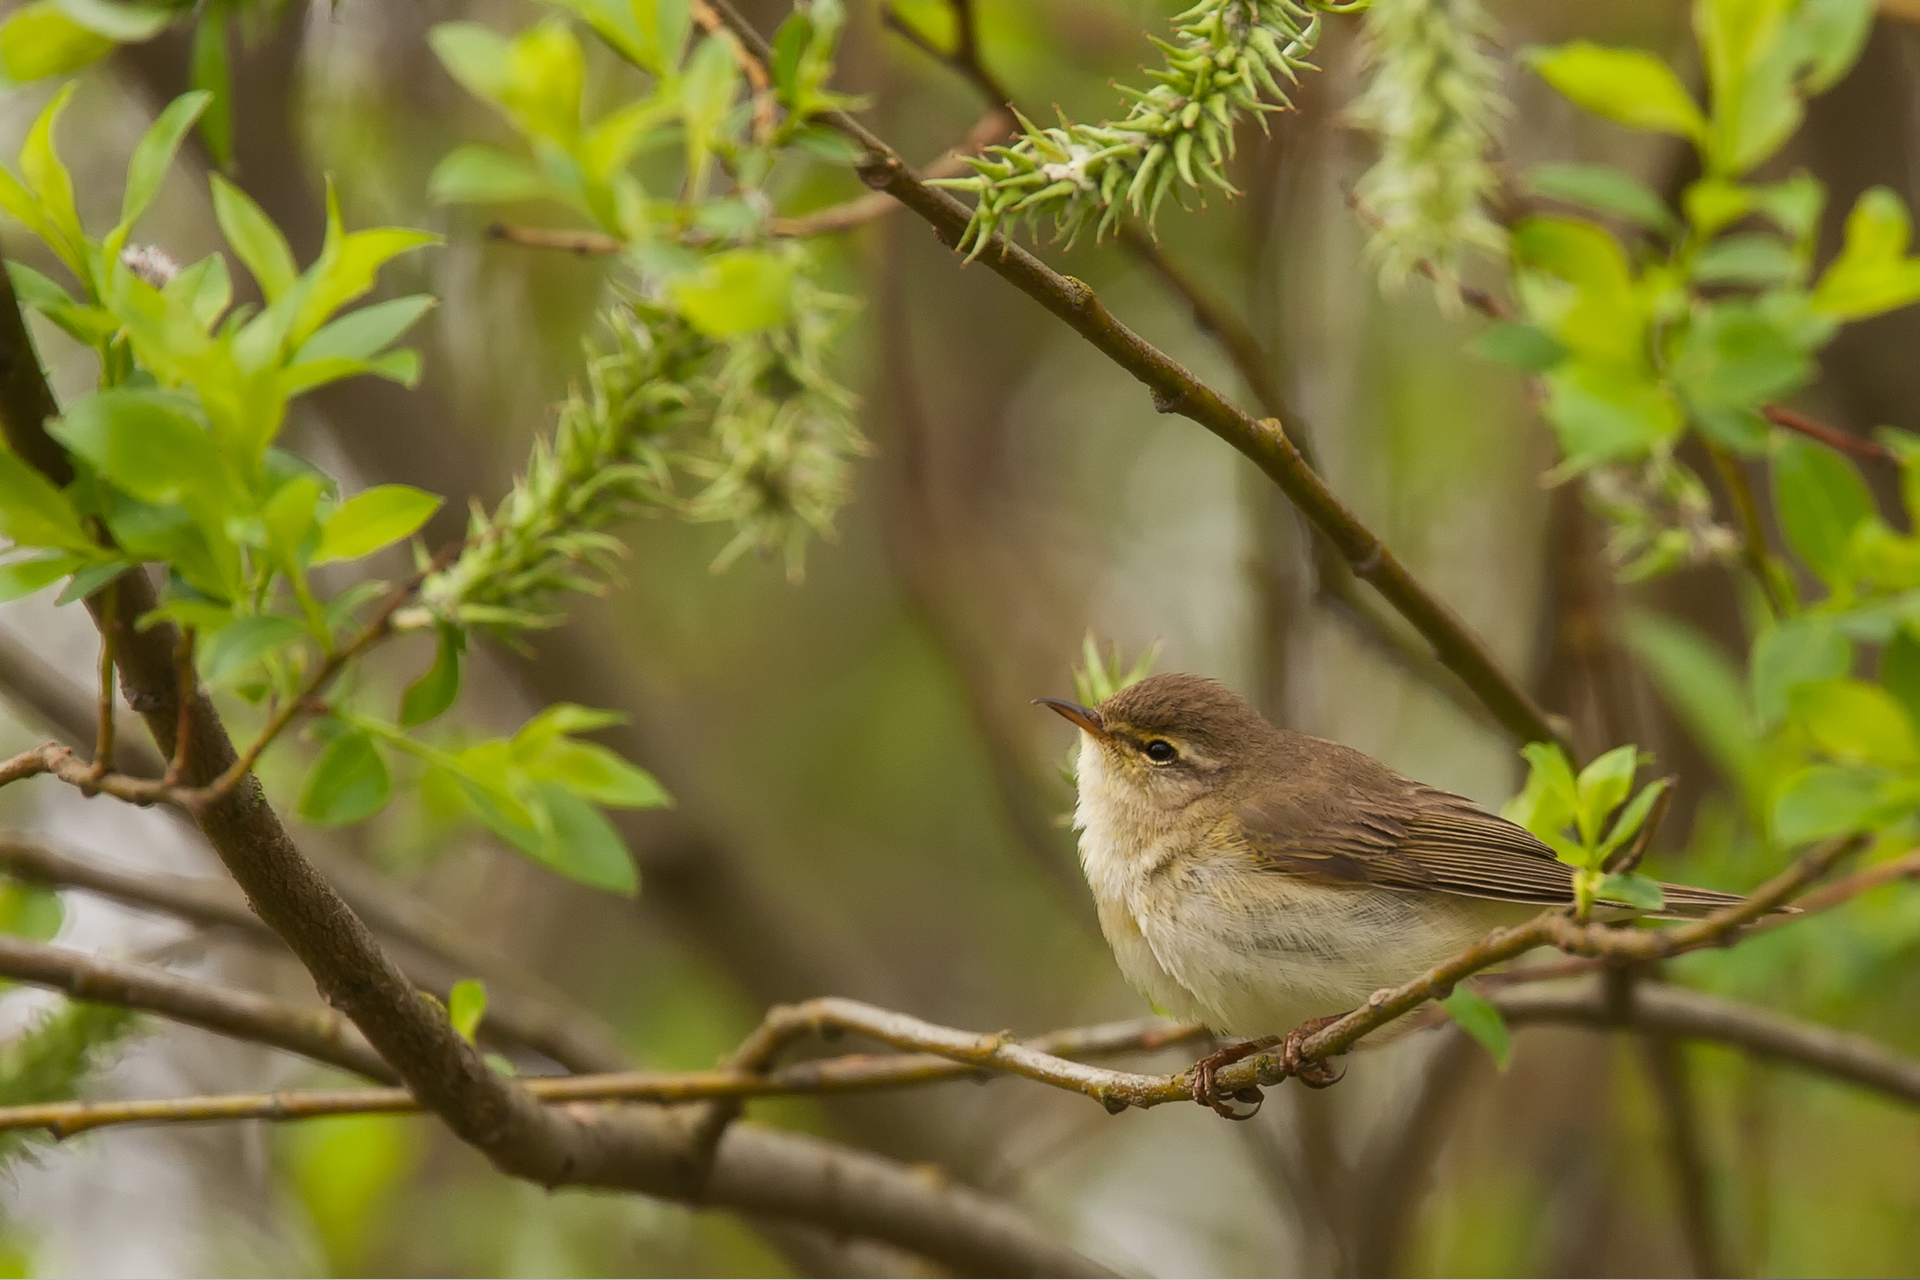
[1037,673,1745,1117]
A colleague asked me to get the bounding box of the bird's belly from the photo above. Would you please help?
[1127,859,1517,1038]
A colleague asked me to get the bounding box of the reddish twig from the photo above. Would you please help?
[1762,404,1894,461]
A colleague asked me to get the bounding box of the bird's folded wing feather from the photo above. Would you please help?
[1236,784,1590,905]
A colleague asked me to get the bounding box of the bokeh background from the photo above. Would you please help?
[1,0,1919,1275]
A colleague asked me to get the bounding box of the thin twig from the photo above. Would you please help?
[1761,404,1894,461]
[165,626,195,785]
[1707,442,1791,619]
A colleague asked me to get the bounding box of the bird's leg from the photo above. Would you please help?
[1278,1013,1347,1089]
[1189,1035,1280,1119]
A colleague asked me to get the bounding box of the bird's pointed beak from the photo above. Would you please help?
[1033,697,1107,739]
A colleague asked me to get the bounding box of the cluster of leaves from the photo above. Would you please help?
[0,88,438,658]
[426,0,866,580]
[934,0,1342,252]
[1348,0,1507,293]
[1481,0,1893,580]
[0,88,670,893]
[1627,434,1920,855]
[1504,742,1672,915]
[0,0,276,168]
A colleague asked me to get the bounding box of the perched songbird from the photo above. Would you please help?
[1036,673,1744,1117]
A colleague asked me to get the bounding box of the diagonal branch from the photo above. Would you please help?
[705,0,1569,753]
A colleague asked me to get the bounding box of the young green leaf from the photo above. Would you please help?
[117,91,210,240]
[211,175,298,301]
[528,782,639,895]
[427,145,557,206]
[1883,629,1920,729]
[1789,678,1920,769]
[0,439,95,554]
[1503,741,1580,851]
[1625,613,1762,795]
[1574,744,1641,849]
[1596,871,1667,913]
[1525,42,1707,143]
[1811,187,1920,321]
[1773,764,1919,844]
[313,485,442,565]
[1751,616,1852,728]
[1524,163,1679,238]
[1596,777,1671,862]
[446,979,486,1042]
[0,552,83,604]
[1772,435,1876,586]
[298,729,393,826]
[294,295,435,366]
[1439,987,1511,1070]
[527,740,669,809]
[0,3,113,85]
[198,613,305,687]
[18,84,85,279]
[1471,322,1567,372]
[189,10,233,169]
[48,389,235,511]
[399,626,463,727]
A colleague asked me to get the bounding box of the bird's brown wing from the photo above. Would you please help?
[1235,779,1587,906]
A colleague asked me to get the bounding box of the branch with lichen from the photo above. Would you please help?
[933,0,1347,253]
[1348,0,1507,293]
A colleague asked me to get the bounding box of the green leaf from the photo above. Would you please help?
[298,729,392,826]
[1574,744,1641,849]
[118,91,209,239]
[1671,301,1815,414]
[53,557,130,605]
[282,188,441,353]
[668,249,799,336]
[1596,871,1667,913]
[526,740,669,809]
[48,389,233,510]
[1596,777,1671,862]
[1626,612,1762,794]
[1773,435,1875,586]
[189,11,232,170]
[1810,186,1920,321]
[0,3,112,83]
[0,552,81,603]
[1439,988,1511,1070]
[429,22,515,108]
[19,83,85,278]
[294,295,434,366]
[1525,163,1679,237]
[1773,764,1919,843]
[1882,628,1920,729]
[1540,363,1683,468]
[1525,42,1707,142]
[1696,0,1803,175]
[447,979,486,1042]
[0,439,95,553]
[313,485,442,565]
[1751,172,1825,242]
[211,175,298,302]
[199,613,304,686]
[9,261,117,346]
[788,123,868,165]
[529,782,638,895]
[1471,322,1567,372]
[51,0,175,41]
[1751,616,1852,727]
[1790,0,1875,94]
[1511,218,1646,367]
[399,626,463,727]
[678,33,738,198]
[1689,234,1800,286]
[1790,678,1920,768]
[1502,741,1579,852]
[162,252,231,329]
[0,876,63,942]
[512,703,627,752]
[1683,178,1754,238]
[427,145,557,206]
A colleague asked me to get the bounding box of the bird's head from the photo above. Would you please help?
[1035,673,1277,815]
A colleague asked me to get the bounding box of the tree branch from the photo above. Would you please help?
[1640,1030,1728,1278]
[0,935,395,1081]
[703,0,1570,754]
[0,219,1107,1280]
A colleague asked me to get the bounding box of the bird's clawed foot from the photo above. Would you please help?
[1279,1014,1346,1089]
[1189,1035,1279,1120]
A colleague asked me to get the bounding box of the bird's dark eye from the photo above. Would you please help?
[1144,739,1177,763]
